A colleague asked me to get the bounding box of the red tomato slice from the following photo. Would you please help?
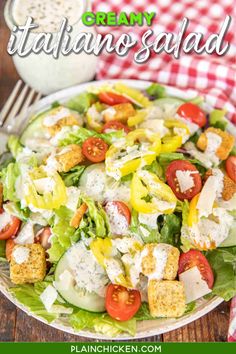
[6,239,16,262]
[177,103,207,128]
[82,137,108,163]
[35,227,52,250]
[226,156,236,183]
[105,201,131,225]
[178,250,214,289]
[99,92,131,106]
[102,120,130,134]
[166,160,202,201]
[106,284,141,321]
[0,209,21,240]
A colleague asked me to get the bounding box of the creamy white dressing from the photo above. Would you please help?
[121,253,141,288]
[33,177,55,194]
[82,168,107,202]
[13,246,30,264]
[112,237,138,254]
[104,181,131,204]
[15,222,35,245]
[0,211,12,230]
[43,107,74,127]
[138,213,160,229]
[146,244,170,281]
[66,187,80,212]
[12,0,83,33]
[104,258,125,284]
[67,242,108,297]
[184,142,216,168]
[140,119,169,137]
[182,207,233,248]
[105,203,129,235]
[174,115,199,143]
[50,126,79,146]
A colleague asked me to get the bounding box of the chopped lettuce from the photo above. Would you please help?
[66,92,97,114]
[0,152,14,170]
[60,165,85,187]
[70,309,136,337]
[184,301,196,314]
[48,206,80,262]
[146,83,166,99]
[206,247,236,301]
[10,284,58,322]
[159,214,182,246]
[4,202,30,222]
[142,159,164,180]
[0,240,6,261]
[59,127,124,147]
[130,209,160,243]
[8,135,23,158]
[80,195,110,238]
[0,162,20,202]
[209,109,228,131]
[134,302,154,320]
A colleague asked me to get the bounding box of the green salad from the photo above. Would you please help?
[0,82,235,337]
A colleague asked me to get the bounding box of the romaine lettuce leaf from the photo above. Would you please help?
[134,302,153,320]
[158,152,206,176]
[60,165,85,187]
[7,135,23,158]
[59,126,124,147]
[0,162,20,202]
[146,83,166,99]
[209,109,228,131]
[66,92,97,114]
[0,240,6,260]
[4,202,30,222]
[206,247,236,301]
[80,195,110,238]
[10,285,58,322]
[160,214,182,246]
[130,209,160,243]
[70,309,136,337]
[48,206,80,262]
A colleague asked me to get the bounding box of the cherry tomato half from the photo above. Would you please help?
[106,284,141,321]
[82,137,108,163]
[178,250,214,289]
[0,209,21,240]
[226,156,236,183]
[102,120,130,134]
[99,92,131,106]
[166,160,202,200]
[35,227,52,250]
[177,103,207,128]
[6,239,16,262]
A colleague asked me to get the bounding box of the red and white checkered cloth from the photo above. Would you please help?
[92,0,236,123]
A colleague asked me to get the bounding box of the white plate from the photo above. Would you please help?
[0,79,225,340]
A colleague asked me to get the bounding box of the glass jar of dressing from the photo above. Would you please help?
[4,0,98,95]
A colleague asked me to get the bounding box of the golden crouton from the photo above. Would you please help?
[70,203,88,228]
[55,144,84,172]
[141,243,180,281]
[42,107,81,137]
[204,169,236,201]
[10,244,46,284]
[103,103,136,123]
[0,183,3,208]
[222,175,236,201]
[148,280,186,318]
[197,127,235,160]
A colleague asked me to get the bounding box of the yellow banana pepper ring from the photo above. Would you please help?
[131,171,177,214]
[25,167,67,210]
[127,111,146,127]
[164,119,190,135]
[187,193,200,227]
[106,129,161,179]
[90,238,113,268]
[161,135,182,153]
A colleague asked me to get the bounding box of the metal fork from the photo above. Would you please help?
[0,80,41,135]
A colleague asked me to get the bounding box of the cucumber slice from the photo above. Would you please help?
[219,223,236,247]
[54,242,107,312]
[79,163,106,202]
[20,109,52,146]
